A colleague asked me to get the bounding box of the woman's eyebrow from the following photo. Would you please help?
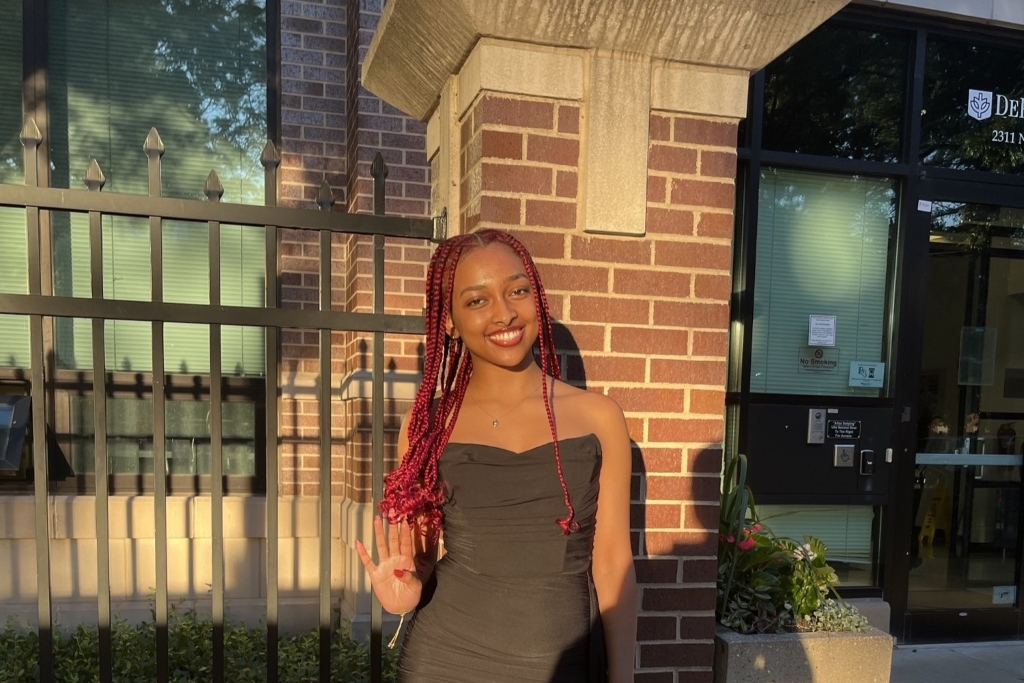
[459,273,528,296]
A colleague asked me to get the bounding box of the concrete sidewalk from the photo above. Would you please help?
[892,641,1024,683]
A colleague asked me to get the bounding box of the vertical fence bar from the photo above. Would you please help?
[22,119,53,683]
[370,154,388,683]
[316,182,335,683]
[261,141,281,683]
[205,171,225,680]
[84,159,113,683]
[145,129,170,683]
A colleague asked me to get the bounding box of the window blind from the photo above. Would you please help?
[758,504,875,567]
[0,0,29,367]
[751,168,895,396]
[46,0,267,376]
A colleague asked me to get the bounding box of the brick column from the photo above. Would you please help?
[275,0,434,634]
[363,0,847,669]
[423,42,746,683]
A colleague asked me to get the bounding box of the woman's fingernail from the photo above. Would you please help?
[393,569,405,578]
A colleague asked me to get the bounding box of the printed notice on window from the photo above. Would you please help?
[808,315,837,347]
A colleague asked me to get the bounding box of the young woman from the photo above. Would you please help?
[355,229,636,682]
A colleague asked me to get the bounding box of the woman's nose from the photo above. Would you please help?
[492,297,517,324]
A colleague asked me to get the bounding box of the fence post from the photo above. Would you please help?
[260,139,282,683]
[316,178,335,683]
[205,169,226,681]
[22,117,53,683]
[84,158,113,683]
[144,127,171,683]
[369,152,389,683]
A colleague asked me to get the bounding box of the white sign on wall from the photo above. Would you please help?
[967,88,1024,145]
[808,315,836,347]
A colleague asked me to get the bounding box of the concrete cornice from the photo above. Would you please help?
[364,0,852,120]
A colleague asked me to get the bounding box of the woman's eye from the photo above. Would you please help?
[466,297,486,307]
[510,286,530,297]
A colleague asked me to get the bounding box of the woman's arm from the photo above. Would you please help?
[591,397,638,683]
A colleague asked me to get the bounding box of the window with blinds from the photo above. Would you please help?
[43,0,268,376]
[751,168,896,396]
[758,504,876,586]
[0,0,30,368]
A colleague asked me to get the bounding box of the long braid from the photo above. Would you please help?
[489,232,575,533]
[380,229,577,540]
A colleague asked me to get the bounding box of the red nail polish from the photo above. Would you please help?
[393,569,405,578]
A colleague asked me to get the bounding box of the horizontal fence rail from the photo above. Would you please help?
[0,120,443,683]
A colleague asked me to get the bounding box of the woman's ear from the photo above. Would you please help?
[445,315,459,339]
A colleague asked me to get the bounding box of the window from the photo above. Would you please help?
[0,0,28,368]
[922,36,1024,175]
[750,168,896,396]
[0,0,271,487]
[762,24,911,163]
[47,0,268,376]
[759,504,878,586]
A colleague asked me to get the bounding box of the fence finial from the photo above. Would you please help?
[204,170,224,202]
[143,128,165,158]
[84,159,106,192]
[370,152,389,181]
[19,118,42,148]
[261,140,281,169]
[316,180,335,211]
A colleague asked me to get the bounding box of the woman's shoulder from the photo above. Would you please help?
[551,380,625,425]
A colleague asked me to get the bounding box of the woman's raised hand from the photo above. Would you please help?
[354,516,422,616]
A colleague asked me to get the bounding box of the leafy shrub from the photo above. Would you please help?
[717,454,870,635]
[0,606,398,683]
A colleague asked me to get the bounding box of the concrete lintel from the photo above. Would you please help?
[651,61,749,120]
[581,50,651,236]
[363,0,851,120]
[280,369,421,401]
[457,39,585,117]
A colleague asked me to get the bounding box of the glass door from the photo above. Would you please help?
[905,200,1024,641]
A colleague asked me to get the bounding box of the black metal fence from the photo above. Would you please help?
[0,119,441,683]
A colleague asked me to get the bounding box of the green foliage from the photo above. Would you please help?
[803,599,871,633]
[0,607,398,683]
[717,454,869,635]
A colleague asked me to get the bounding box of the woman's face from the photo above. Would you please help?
[447,242,540,371]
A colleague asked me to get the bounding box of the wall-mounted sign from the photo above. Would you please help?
[798,347,839,373]
[808,315,836,347]
[968,89,1024,146]
[827,420,861,440]
[849,361,885,388]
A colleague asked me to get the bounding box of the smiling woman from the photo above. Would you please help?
[354,230,638,683]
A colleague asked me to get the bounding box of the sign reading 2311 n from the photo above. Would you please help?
[969,88,1024,145]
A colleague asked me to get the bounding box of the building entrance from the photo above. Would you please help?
[900,189,1024,642]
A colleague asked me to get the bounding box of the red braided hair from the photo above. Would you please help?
[379,229,577,541]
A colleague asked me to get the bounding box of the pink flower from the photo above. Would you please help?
[737,537,756,551]
[726,535,736,543]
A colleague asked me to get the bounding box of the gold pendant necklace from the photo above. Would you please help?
[469,382,543,427]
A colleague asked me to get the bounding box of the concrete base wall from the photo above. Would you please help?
[714,625,893,683]
[0,495,376,638]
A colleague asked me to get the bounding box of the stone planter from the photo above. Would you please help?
[714,625,893,683]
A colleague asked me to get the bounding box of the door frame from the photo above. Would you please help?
[887,178,1024,643]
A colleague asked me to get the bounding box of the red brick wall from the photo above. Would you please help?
[459,90,735,682]
[276,0,432,500]
[280,0,347,209]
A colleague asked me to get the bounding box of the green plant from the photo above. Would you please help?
[717,453,868,635]
[0,606,399,683]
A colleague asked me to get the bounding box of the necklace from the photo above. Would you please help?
[469,382,543,427]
